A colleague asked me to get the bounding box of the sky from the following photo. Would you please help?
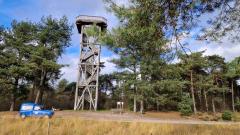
[1,0,240,82]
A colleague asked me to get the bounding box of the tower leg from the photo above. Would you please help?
[74,64,80,110]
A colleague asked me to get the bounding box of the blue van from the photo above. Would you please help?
[19,103,54,118]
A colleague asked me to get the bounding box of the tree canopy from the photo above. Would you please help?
[0,16,72,111]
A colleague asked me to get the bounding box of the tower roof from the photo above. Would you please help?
[76,15,107,33]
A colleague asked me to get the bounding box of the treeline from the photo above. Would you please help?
[100,53,240,115]
[0,16,72,111]
[100,0,240,115]
[1,0,240,115]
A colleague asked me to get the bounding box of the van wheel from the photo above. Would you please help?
[44,115,50,119]
[20,114,26,119]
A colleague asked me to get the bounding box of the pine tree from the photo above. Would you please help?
[57,79,69,92]
[179,52,208,114]
[33,16,72,104]
[103,0,234,113]
[225,57,240,112]
[0,21,37,111]
[206,55,227,113]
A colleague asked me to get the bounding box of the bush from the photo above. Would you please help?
[235,98,240,111]
[222,110,232,121]
[198,114,221,121]
[178,94,193,116]
[178,104,192,116]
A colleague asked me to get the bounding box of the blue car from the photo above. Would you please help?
[19,103,54,118]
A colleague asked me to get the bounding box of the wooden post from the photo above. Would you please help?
[94,38,100,111]
[47,121,50,135]
[74,25,83,110]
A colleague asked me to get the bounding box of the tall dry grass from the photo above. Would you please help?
[0,117,239,135]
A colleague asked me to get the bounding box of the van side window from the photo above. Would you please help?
[34,106,41,110]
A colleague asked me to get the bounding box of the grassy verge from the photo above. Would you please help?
[0,117,239,135]
[233,112,240,121]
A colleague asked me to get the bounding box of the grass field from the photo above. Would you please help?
[0,117,240,135]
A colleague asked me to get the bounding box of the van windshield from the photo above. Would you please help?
[21,105,33,111]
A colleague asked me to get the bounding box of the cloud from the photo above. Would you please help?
[2,0,117,28]
[58,54,79,82]
[101,55,119,74]
[58,53,118,82]
[114,0,130,6]
[198,42,240,62]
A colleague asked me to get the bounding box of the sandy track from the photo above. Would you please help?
[1,111,240,125]
[54,111,240,125]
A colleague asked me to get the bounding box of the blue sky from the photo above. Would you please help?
[1,0,240,82]
[0,0,119,55]
[0,0,123,81]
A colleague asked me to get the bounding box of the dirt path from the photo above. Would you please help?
[54,111,240,125]
[1,111,240,125]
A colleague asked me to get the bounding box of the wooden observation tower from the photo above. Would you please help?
[74,15,107,111]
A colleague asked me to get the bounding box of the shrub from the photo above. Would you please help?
[222,110,232,121]
[178,94,193,116]
[235,98,240,111]
[199,114,221,121]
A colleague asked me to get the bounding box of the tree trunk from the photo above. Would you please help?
[223,89,226,110]
[140,100,144,114]
[231,80,235,112]
[200,89,205,111]
[133,84,137,112]
[203,89,208,112]
[28,80,36,101]
[198,91,202,111]
[39,89,44,104]
[190,70,197,114]
[35,87,44,104]
[133,95,137,112]
[10,78,18,111]
[237,85,240,97]
[35,68,46,104]
[212,98,216,114]
[157,101,159,111]
[35,89,41,104]
[9,94,15,111]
